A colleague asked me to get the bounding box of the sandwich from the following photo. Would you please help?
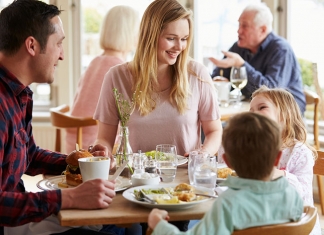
[64,149,93,186]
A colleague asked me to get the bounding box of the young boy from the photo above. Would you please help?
[148,112,304,235]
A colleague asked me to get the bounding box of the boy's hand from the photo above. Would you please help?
[148,208,170,230]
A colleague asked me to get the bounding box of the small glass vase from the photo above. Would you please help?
[115,126,133,179]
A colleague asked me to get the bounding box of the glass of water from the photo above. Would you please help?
[193,155,217,189]
[155,144,177,182]
[188,150,210,185]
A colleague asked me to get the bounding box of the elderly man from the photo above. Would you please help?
[210,3,306,114]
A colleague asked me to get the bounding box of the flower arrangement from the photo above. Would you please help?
[113,88,136,175]
[113,88,135,127]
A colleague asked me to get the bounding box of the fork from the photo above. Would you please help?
[161,187,173,198]
[130,192,157,204]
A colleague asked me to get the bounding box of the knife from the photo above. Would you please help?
[111,160,129,180]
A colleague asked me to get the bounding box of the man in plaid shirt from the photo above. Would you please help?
[0,1,120,234]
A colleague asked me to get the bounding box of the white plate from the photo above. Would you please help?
[177,155,188,166]
[122,184,215,210]
[37,175,131,192]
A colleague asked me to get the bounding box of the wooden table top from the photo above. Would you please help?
[57,164,216,227]
[219,101,250,121]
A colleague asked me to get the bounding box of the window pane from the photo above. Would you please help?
[195,0,261,73]
[80,0,154,72]
[289,0,324,88]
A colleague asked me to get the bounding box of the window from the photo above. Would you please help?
[289,0,324,89]
[80,0,154,74]
[1,0,52,112]
[194,0,261,73]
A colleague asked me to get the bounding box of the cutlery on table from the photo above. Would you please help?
[139,189,157,204]
[194,193,218,198]
[111,160,128,180]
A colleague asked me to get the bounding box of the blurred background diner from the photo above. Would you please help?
[64,5,140,153]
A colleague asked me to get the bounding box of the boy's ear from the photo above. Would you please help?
[274,151,282,167]
[223,153,232,168]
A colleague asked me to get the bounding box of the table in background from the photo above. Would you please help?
[219,101,250,122]
[57,165,216,227]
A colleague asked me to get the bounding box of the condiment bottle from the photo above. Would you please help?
[144,156,156,173]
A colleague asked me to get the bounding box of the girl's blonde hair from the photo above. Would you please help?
[252,85,317,158]
[130,0,193,115]
[100,5,139,52]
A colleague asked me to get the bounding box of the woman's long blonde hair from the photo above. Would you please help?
[252,86,317,158]
[130,0,193,116]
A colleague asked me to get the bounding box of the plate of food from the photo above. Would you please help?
[145,151,188,166]
[122,183,215,210]
[217,165,236,183]
[36,175,131,192]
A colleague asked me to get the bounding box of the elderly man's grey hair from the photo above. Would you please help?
[243,3,273,34]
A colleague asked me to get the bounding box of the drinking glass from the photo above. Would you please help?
[188,150,210,185]
[155,144,177,182]
[193,154,217,189]
[230,66,248,108]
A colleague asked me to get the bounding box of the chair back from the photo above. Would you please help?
[304,89,320,150]
[314,150,324,176]
[50,104,98,152]
[232,206,317,235]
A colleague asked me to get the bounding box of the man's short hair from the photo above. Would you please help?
[0,0,61,56]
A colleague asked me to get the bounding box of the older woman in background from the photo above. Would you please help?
[65,5,139,153]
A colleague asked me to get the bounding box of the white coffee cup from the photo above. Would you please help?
[78,157,110,182]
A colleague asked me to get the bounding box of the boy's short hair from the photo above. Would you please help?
[222,112,282,180]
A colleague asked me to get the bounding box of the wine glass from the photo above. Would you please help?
[230,66,248,108]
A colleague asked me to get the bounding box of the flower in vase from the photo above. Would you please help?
[113,88,136,174]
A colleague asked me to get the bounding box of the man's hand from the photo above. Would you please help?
[61,179,116,209]
[148,208,170,230]
[209,51,245,68]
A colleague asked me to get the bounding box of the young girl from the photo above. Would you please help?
[249,86,317,205]
[218,85,321,235]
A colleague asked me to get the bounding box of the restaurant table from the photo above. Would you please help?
[219,101,250,121]
[57,164,216,227]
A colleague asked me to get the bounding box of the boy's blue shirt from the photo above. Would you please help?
[153,176,303,235]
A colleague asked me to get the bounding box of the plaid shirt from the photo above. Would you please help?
[0,64,67,226]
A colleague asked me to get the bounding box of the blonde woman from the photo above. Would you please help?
[92,0,222,159]
[65,5,139,153]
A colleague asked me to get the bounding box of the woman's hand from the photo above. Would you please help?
[88,144,116,169]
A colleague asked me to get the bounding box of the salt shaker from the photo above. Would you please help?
[144,156,156,173]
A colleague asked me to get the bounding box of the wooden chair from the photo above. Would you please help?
[304,90,323,214]
[145,206,316,235]
[50,104,98,152]
[314,150,324,215]
[231,206,317,235]
[304,89,320,150]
